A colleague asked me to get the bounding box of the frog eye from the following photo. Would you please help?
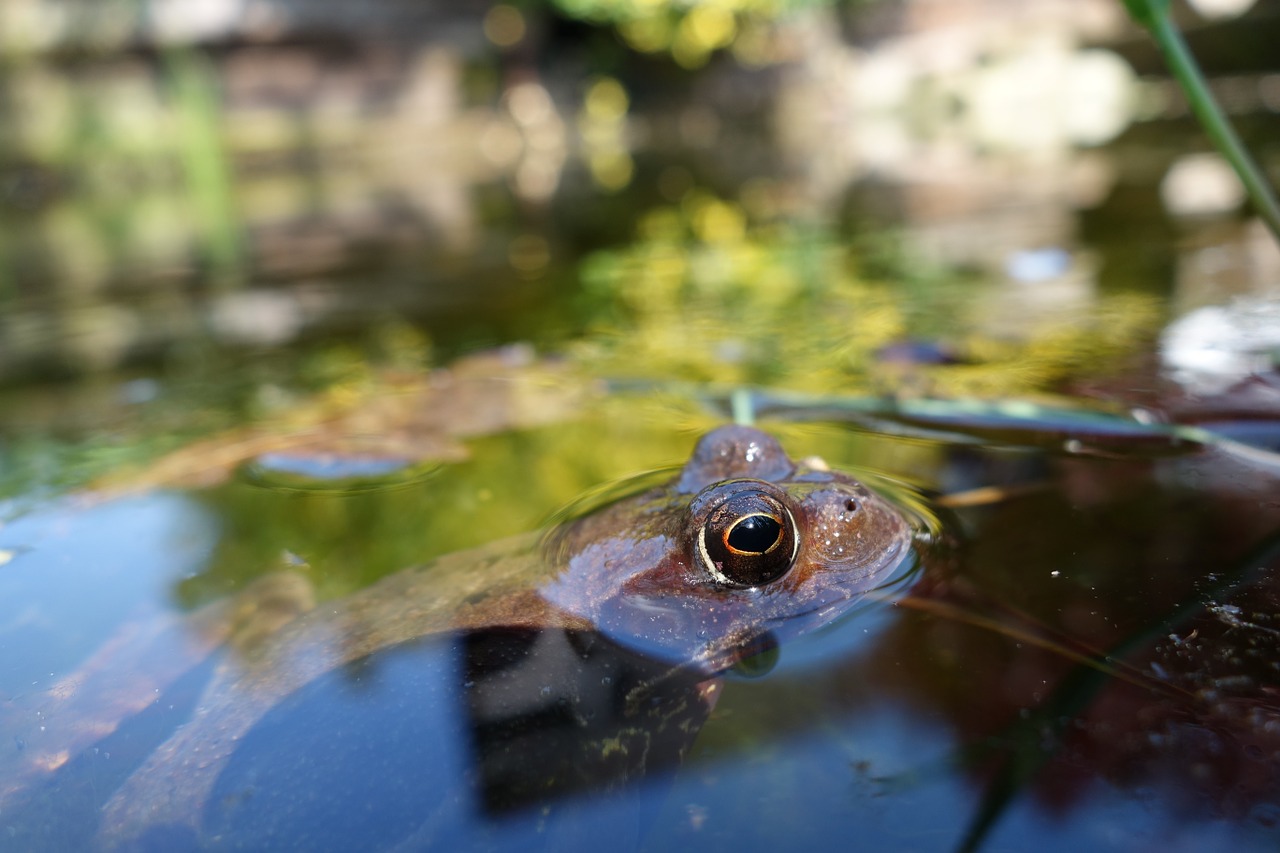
[697,490,799,588]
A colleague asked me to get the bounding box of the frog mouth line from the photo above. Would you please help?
[669,542,917,673]
[751,539,917,632]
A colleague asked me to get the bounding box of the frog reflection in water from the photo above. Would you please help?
[16,425,914,849]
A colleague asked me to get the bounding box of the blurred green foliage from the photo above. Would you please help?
[0,180,1163,512]
[0,321,434,509]
[165,49,244,288]
[549,0,825,67]
[572,189,1161,397]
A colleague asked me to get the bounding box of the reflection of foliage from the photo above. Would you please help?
[175,417,699,607]
[576,191,905,389]
[173,412,935,609]
[578,77,634,191]
[943,294,1160,396]
[0,322,435,508]
[573,190,1161,397]
[165,49,243,288]
[550,0,821,67]
[0,51,243,296]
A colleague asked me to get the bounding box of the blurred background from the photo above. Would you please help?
[3,9,1280,849]
[1,0,1278,496]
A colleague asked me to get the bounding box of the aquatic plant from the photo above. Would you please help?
[572,190,1160,396]
[1121,0,1280,242]
[548,0,822,67]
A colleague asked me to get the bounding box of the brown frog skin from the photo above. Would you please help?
[15,425,913,849]
[539,424,914,670]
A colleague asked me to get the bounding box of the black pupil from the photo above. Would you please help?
[727,515,782,554]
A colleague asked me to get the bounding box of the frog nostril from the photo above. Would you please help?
[844,499,859,514]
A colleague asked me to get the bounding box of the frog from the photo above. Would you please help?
[0,424,915,851]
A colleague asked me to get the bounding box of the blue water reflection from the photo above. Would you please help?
[1,417,1279,852]
[0,493,216,696]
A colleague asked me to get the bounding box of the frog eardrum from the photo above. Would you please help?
[692,479,800,588]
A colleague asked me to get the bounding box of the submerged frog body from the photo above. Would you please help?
[3,425,914,850]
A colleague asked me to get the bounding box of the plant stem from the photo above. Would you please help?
[1146,9,1280,242]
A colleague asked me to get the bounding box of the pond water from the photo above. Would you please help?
[2,2,1280,851]
[1,405,1278,851]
